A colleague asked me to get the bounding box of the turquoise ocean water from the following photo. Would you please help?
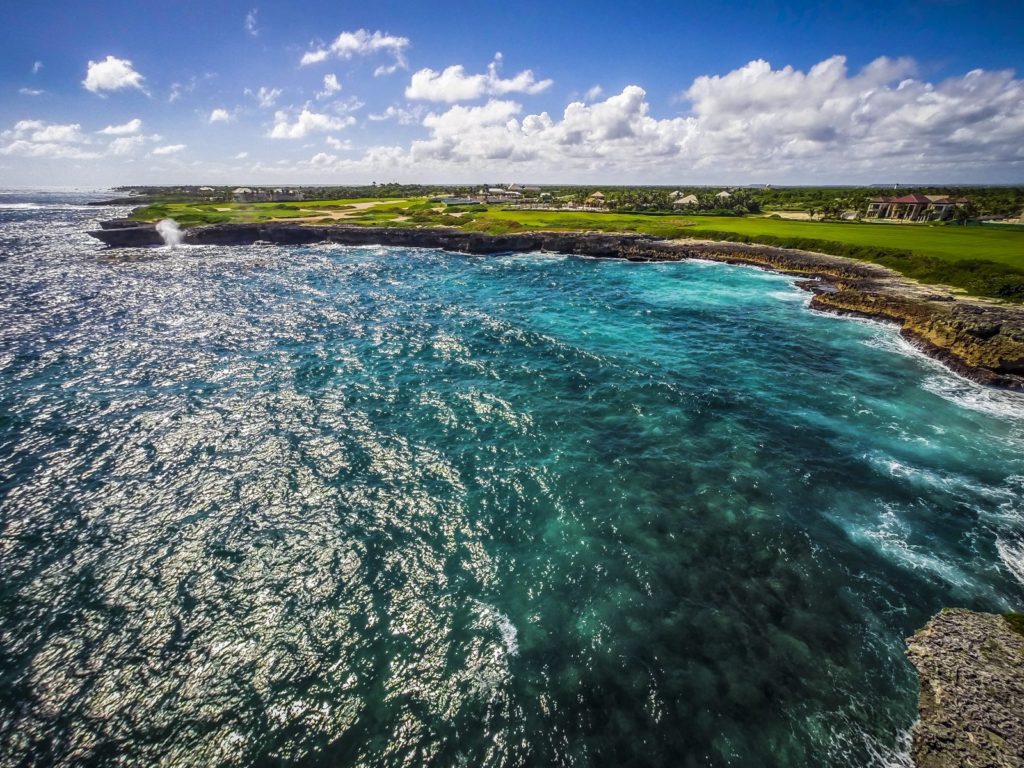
[2,192,1023,766]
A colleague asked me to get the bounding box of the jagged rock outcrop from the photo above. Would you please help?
[906,609,1024,768]
[87,221,1024,390]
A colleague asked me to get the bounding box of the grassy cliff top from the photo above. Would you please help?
[130,197,1024,302]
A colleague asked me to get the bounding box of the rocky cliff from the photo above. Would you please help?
[907,609,1024,767]
[87,221,1024,390]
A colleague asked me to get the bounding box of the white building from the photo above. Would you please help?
[232,187,264,202]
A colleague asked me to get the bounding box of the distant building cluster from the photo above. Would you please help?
[865,194,966,222]
[670,191,699,207]
[454,186,740,211]
[475,184,543,203]
[231,187,306,203]
[667,190,733,208]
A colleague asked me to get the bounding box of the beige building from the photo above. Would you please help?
[673,194,699,207]
[866,194,965,222]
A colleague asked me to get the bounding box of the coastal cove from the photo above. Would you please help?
[6,0,1024,763]
[90,221,1024,391]
[1,194,1023,766]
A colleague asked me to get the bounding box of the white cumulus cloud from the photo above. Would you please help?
[151,143,185,155]
[679,55,1024,177]
[209,108,233,123]
[108,136,145,155]
[346,55,1024,183]
[406,57,553,102]
[300,50,328,66]
[325,135,352,150]
[99,118,142,135]
[404,86,691,167]
[0,120,98,159]
[245,9,259,37]
[269,108,355,139]
[318,74,342,99]
[300,29,409,75]
[83,55,147,94]
[368,104,425,124]
[0,141,99,160]
[10,120,86,143]
[246,86,282,108]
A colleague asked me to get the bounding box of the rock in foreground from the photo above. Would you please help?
[907,609,1024,767]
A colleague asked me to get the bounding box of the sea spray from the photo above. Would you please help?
[156,218,183,248]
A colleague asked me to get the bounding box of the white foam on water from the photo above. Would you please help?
[817,711,913,768]
[0,202,100,210]
[494,251,568,266]
[849,505,974,589]
[837,319,1024,425]
[494,610,519,657]
[920,375,1024,423]
[996,538,1024,587]
[861,727,914,768]
[462,601,519,701]
[767,289,810,302]
[871,456,953,490]
[865,453,1000,498]
[859,326,916,356]
[474,601,518,657]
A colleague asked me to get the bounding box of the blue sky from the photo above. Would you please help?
[1,0,1022,186]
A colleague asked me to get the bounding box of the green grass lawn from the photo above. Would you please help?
[130,199,1024,301]
[462,209,696,239]
[683,217,1024,268]
[131,198,420,227]
[466,209,1024,300]
[470,209,1024,267]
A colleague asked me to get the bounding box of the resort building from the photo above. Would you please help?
[231,187,261,202]
[231,187,305,203]
[480,187,523,203]
[865,194,965,222]
[585,191,607,208]
[715,190,732,202]
[673,194,699,207]
[271,188,305,202]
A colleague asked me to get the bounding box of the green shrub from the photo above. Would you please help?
[1005,613,1024,637]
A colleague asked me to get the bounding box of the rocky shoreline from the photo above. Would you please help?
[907,609,1024,767]
[88,220,1024,390]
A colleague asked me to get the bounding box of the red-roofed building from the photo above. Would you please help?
[866,194,966,222]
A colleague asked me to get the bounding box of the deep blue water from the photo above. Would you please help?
[2,191,1023,767]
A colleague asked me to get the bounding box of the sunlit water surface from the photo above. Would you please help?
[2,191,1023,767]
